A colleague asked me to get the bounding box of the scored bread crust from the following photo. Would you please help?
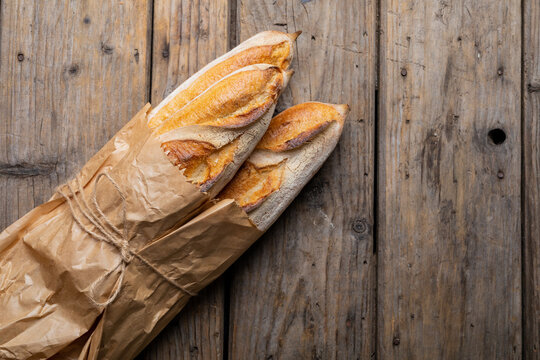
[218,160,286,213]
[147,30,300,129]
[154,64,293,197]
[218,102,350,230]
[155,65,284,134]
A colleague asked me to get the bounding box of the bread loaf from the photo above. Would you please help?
[152,64,293,196]
[218,102,350,230]
[147,30,300,129]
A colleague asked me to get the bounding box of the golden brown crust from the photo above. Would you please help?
[219,102,349,218]
[218,160,286,212]
[155,66,283,135]
[161,139,216,169]
[148,42,291,129]
[256,102,344,152]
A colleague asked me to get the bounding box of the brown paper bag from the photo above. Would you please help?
[0,105,262,360]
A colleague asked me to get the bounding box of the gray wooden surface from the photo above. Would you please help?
[377,0,522,358]
[0,0,537,359]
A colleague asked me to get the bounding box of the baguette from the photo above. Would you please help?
[153,64,293,197]
[218,102,349,230]
[147,30,301,129]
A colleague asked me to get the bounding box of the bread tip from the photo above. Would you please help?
[335,104,351,118]
[288,30,302,41]
[283,69,294,86]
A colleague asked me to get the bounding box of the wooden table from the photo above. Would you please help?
[0,0,538,359]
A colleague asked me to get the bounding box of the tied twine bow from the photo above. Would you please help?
[56,172,196,308]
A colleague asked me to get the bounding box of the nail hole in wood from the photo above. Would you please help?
[68,64,79,75]
[488,128,506,145]
[497,67,504,76]
[401,68,407,77]
[17,53,24,62]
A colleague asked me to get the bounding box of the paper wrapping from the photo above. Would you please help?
[0,105,262,360]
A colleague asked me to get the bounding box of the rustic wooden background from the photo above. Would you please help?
[0,0,537,358]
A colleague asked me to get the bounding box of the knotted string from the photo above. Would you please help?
[56,172,197,308]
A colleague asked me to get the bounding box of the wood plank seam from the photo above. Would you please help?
[522,0,540,356]
[148,0,156,104]
[520,0,525,357]
[374,0,382,358]
[223,3,239,360]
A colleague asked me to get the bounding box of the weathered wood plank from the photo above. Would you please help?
[149,0,230,106]
[523,0,540,356]
[137,282,225,360]
[137,1,230,359]
[228,1,376,358]
[377,0,521,358]
[0,0,152,230]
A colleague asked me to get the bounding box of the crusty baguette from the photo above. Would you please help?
[153,64,293,197]
[147,30,300,129]
[218,102,349,230]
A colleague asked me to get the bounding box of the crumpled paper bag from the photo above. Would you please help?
[0,105,262,360]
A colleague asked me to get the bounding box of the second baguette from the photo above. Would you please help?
[219,102,349,230]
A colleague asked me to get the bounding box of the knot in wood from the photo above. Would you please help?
[352,218,368,234]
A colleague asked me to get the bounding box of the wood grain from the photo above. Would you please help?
[0,0,152,231]
[228,1,376,359]
[149,0,229,106]
[377,0,522,358]
[137,1,230,359]
[136,283,225,360]
[523,0,540,356]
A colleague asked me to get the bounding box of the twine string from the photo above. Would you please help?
[56,172,196,308]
